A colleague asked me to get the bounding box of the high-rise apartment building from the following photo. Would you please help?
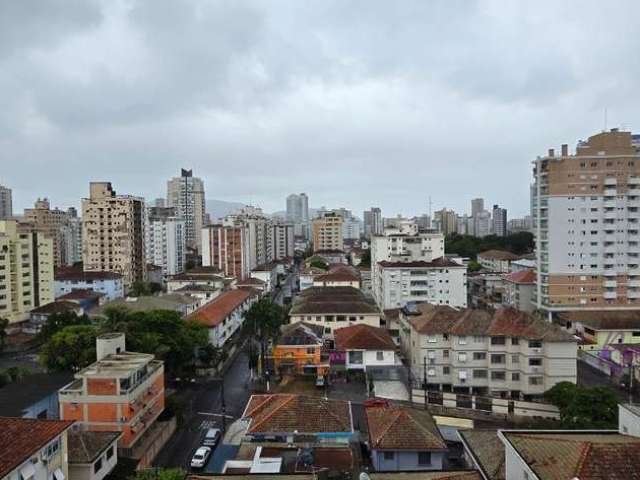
[312,212,343,252]
[473,210,491,237]
[145,207,186,277]
[24,198,79,267]
[533,129,640,314]
[167,169,205,252]
[0,184,12,219]
[286,193,309,223]
[273,222,294,260]
[434,208,458,236]
[64,207,83,266]
[492,204,508,237]
[471,198,485,217]
[363,207,382,239]
[82,182,146,290]
[0,220,54,323]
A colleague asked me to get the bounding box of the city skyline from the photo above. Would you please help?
[3,2,640,217]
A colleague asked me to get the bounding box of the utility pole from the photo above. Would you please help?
[423,356,428,409]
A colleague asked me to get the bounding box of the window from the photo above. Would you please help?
[512,354,520,364]
[427,335,438,343]
[529,358,543,366]
[491,354,505,364]
[94,458,103,474]
[458,336,467,345]
[512,372,520,381]
[529,340,542,348]
[511,337,519,345]
[443,366,450,375]
[473,335,483,343]
[418,452,431,465]
[473,369,487,379]
[306,347,316,355]
[443,349,449,358]
[491,371,506,381]
[376,351,384,361]
[529,377,543,386]
[458,352,467,363]
[383,451,395,460]
[106,446,114,460]
[473,352,486,361]
[491,336,506,345]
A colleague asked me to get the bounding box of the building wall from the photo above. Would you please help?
[82,183,146,290]
[502,439,537,480]
[7,431,69,480]
[145,209,186,277]
[273,344,323,374]
[619,405,640,437]
[503,282,535,313]
[69,439,118,480]
[371,449,445,472]
[55,278,123,301]
[289,313,382,334]
[312,214,343,252]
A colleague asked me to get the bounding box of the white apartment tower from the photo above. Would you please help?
[533,129,640,314]
[145,206,186,277]
[82,182,146,289]
[273,223,294,260]
[167,169,206,252]
[492,204,508,237]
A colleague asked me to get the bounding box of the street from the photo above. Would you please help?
[153,344,252,473]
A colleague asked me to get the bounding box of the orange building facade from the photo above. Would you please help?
[272,322,329,375]
[59,333,164,450]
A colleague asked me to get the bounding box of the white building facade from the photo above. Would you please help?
[145,207,186,277]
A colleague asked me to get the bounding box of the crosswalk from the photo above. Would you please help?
[199,419,218,430]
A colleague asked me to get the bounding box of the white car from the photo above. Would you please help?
[190,446,212,469]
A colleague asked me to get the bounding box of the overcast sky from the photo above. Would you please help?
[2,1,639,218]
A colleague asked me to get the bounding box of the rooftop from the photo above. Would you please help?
[558,310,640,330]
[68,430,122,464]
[315,271,360,283]
[242,394,352,435]
[278,322,324,346]
[0,417,74,478]
[187,289,254,327]
[369,473,482,480]
[0,372,74,417]
[504,270,536,285]
[55,265,122,281]
[478,250,521,261]
[61,350,160,381]
[334,324,396,351]
[378,257,463,269]
[290,286,379,315]
[57,288,104,301]
[30,300,81,315]
[91,294,198,316]
[459,430,505,480]
[500,430,640,480]
[366,405,446,451]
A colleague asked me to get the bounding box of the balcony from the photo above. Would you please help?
[604,280,617,288]
[604,177,617,186]
[628,290,640,299]
[628,280,640,288]
[604,188,617,196]
[603,291,618,300]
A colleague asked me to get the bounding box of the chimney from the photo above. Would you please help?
[561,144,568,156]
[548,148,555,157]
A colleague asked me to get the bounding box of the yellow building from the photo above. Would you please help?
[0,220,54,324]
[312,212,343,252]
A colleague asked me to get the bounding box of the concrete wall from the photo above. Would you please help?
[371,449,445,471]
[619,405,640,437]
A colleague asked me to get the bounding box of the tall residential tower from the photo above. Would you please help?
[167,169,206,252]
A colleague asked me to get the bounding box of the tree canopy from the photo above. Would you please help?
[308,259,329,270]
[242,298,286,341]
[445,232,534,259]
[37,311,91,342]
[545,381,619,428]
[40,325,99,372]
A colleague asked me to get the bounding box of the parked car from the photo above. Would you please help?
[203,428,221,447]
[190,447,212,469]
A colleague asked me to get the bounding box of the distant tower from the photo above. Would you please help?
[167,169,206,252]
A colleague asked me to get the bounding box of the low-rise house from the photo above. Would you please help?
[273,322,328,376]
[236,277,268,294]
[558,310,640,351]
[374,258,467,310]
[146,264,163,285]
[399,304,577,399]
[366,404,448,472]
[459,429,505,480]
[313,270,360,288]
[0,372,73,419]
[68,430,121,480]
[0,417,74,480]
[28,301,84,334]
[289,286,382,335]
[251,263,278,292]
[477,250,521,273]
[59,333,165,455]
[187,289,258,348]
[334,324,397,371]
[54,266,123,301]
[57,289,105,311]
[299,267,326,291]
[309,250,348,265]
[509,258,535,272]
[241,394,354,443]
[166,266,227,293]
[383,308,402,345]
[89,294,200,318]
[502,270,535,313]
[171,284,222,305]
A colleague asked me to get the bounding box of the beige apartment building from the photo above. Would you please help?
[533,129,640,314]
[312,212,343,252]
[82,183,146,290]
[0,220,54,323]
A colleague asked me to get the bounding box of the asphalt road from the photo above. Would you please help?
[153,345,252,472]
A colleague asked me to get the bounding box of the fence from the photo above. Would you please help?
[410,389,560,420]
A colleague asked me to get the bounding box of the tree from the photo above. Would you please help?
[128,281,163,297]
[129,468,185,480]
[359,249,371,268]
[309,259,329,270]
[467,260,482,272]
[545,382,618,429]
[40,325,99,372]
[38,311,91,342]
[445,232,534,259]
[0,317,8,353]
[242,299,286,374]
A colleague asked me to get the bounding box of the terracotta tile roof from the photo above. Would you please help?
[57,289,104,301]
[502,431,640,480]
[366,405,446,451]
[378,257,463,268]
[334,324,396,350]
[504,270,536,284]
[459,430,505,480]
[478,250,521,261]
[408,304,463,335]
[301,266,327,275]
[383,308,401,320]
[558,310,640,330]
[31,300,81,315]
[488,308,575,341]
[290,286,379,315]
[242,394,352,434]
[296,446,354,472]
[187,289,252,327]
[315,271,360,283]
[449,309,493,336]
[68,430,121,464]
[55,266,122,281]
[0,417,74,478]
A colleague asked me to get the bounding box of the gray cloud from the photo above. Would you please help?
[1,0,640,219]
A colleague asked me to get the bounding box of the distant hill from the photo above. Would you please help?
[206,199,247,222]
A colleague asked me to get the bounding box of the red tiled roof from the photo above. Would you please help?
[366,405,446,451]
[58,289,104,301]
[242,394,352,434]
[408,304,462,335]
[0,417,74,478]
[478,250,521,261]
[55,266,121,281]
[334,324,395,350]
[187,289,252,327]
[504,270,536,284]
[237,277,266,285]
[378,257,463,268]
[315,272,360,283]
[31,300,81,315]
